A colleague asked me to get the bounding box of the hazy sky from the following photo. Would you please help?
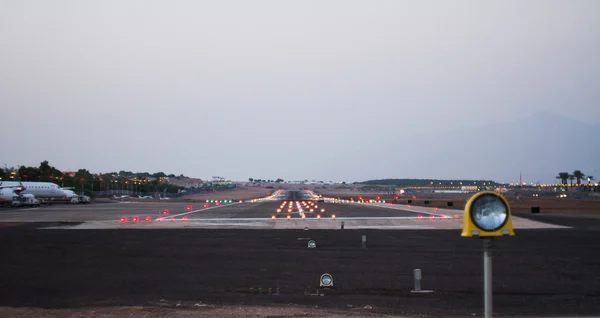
[1,1,599,182]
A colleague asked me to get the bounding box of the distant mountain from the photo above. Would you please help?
[377,111,600,183]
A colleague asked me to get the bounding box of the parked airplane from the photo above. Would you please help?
[138,195,153,199]
[0,181,67,203]
[63,189,77,198]
[112,195,132,201]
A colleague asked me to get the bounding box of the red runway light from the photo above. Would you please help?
[170,217,175,222]
[120,216,127,223]
[434,207,438,211]
[163,209,169,215]
[407,204,411,208]
[216,202,220,206]
[417,214,423,220]
[430,215,435,220]
[156,217,163,222]
[203,203,209,208]
[132,216,139,223]
[441,214,447,220]
[388,202,393,206]
[412,195,416,199]
[187,205,192,211]
[145,216,152,222]
[454,214,460,219]
[182,216,188,222]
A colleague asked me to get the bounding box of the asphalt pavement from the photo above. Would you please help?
[0,191,598,317]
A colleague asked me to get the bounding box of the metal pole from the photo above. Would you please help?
[483,238,493,318]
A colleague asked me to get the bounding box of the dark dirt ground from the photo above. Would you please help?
[0,215,599,317]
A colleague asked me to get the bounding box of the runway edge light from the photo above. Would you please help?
[320,273,333,287]
[461,191,514,237]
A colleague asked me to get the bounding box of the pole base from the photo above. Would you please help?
[411,290,434,293]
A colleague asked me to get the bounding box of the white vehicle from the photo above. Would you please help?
[12,194,41,207]
[0,181,68,205]
[78,195,91,203]
[138,195,153,199]
[63,189,91,204]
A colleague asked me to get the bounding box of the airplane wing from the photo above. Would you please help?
[0,182,25,190]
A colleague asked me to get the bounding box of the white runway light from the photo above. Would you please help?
[471,194,508,231]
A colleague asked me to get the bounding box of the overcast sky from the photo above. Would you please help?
[1,1,599,182]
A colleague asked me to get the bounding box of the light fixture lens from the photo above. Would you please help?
[470,194,508,231]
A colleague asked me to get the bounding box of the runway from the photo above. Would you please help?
[0,190,565,231]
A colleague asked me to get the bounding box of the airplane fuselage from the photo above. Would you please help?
[0,181,66,201]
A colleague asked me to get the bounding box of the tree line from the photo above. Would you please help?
[249,178,284,183]
[0,161,191,195]
[359,179,497,187]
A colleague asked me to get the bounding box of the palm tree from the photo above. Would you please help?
[573,170,585,185]
[568,175,576,189]
[556,172,569,185]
